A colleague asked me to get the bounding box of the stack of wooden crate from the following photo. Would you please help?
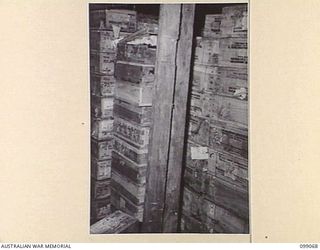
[111,26,157,222]
[181,4,249,233]
[90,9,134,224]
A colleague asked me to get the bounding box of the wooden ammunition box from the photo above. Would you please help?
[114,116,150,148]
[137,14,159,34]
[91,95,113,119]
[190,90,214,118]
[111,170,146,205]
[213,67,247,98]
[113,135,148,165]
[90,29,129,53]
[105,9,137,33]
[91,118,113,141]
[202,14,222,38]
[91,158,111,181]
[192,64,218,92]
[91,73,115,97]
[114,99,153,126]
[91,138,113,160]
[209,149,248,190]
[180,213,205,233]
[112,151,147,185]
[182,186,203,221]
[210,95,248,126]
[115,61,155,85]
[214,204,249,233]
[91,197,111,222]
[209,122,248,159]
[184,165,204,193]
[203,175,249,220]
[90,210,139,234]
[90,9,137,32]
[115,80,153,107]
[219,37,247,68]
[111,187,144,222]
[220,5,248,38]
[188,115,210,146]
[117,43,157,65]
[194,37,220,66]
[91,178,111,200]
[90,50,116,75]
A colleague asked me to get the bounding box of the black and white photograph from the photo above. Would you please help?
[89,3,249,234]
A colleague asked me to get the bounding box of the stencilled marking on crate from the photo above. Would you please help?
[91,118,114,140]
[91,158,112,180]
[114,116,150,147]
[113,136,148,165]
[91,139,113,160]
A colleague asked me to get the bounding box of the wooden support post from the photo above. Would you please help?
[142,4,195,233]
[162,4,195,233]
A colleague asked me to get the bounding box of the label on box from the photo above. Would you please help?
[191,146,209,160]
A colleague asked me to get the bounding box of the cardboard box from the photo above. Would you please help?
[115,61,155,85]
[91,118,113,141]
[91,73,115,97]
[91,138,113,160]
[91,158,112,181]
[114,116,150,148]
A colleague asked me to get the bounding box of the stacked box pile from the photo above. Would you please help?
[90,9,135,224]
[181,4,249,233]
[111,24,158,222]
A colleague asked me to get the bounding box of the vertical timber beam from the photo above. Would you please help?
[142,4,181,233]
[162,4,195,232]
[142,4,195,233]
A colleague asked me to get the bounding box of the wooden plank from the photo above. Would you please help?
[90,210,139,234]
[142,4,182,233]
[162,4,196,232]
